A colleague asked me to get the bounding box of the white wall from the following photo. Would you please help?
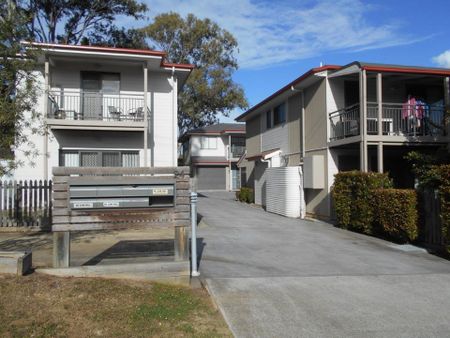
[150,72,177,166]
[11,70,48,180]
[189,135,228,158]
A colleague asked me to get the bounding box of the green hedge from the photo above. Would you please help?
[374,189,418,243]
[332,171,392,234]
[433,165,450,253]
[236,187,254,203]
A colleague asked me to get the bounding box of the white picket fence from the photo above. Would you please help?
[0,180,52,228]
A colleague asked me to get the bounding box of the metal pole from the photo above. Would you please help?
[143,63,148,167]
[190,192,200,277]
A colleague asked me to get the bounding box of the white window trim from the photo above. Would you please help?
[200,136,218,149]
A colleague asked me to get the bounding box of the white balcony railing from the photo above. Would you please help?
[47,91,146,122]
[329,102,446,141]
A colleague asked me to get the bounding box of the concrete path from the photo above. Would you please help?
[197,191,450,338]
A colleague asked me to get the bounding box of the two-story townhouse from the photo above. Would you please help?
[180,123,246,191]
[236,62,450,219]
[10,42,193,180]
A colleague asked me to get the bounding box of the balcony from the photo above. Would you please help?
[46,91,148,129]
[329,102,447,142]
[230,145,246,158]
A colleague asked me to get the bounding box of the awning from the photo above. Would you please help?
[246,149,281,161]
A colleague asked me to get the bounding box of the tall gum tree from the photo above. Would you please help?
[143,12,248,134]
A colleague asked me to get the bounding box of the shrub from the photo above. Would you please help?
[237,187,254,203]
[332,171,392,234]
[374,189,418,243]
[433,165,450,253]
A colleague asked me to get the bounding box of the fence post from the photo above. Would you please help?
[53,232,70,268]
[190,192,200,277]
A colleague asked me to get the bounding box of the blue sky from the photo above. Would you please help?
[138,0,450,121]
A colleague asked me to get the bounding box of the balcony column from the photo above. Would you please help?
[171,68,178,166]
[376,73,383,173]
[445,77,450,135]
[228,134,232,191]
[143,63,148,167]
[377,143,383,173]
[359,69,368,172]
[377,73,383,136]
[43,57,49,180]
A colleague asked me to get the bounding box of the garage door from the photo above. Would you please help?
[197,166,226,190]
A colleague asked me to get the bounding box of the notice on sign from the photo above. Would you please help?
[103,201,120,207]
[152,188,169,195]
[73,201,93,209]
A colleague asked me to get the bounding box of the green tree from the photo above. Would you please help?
[26,0,148,44]
[0,0,40,176]
[83,25,148,49]
[143,12,248,134]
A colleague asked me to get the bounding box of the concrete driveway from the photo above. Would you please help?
[197,191,450,338]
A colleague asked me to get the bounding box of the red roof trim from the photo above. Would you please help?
[162,62,195,70]
[236,65,341,121]
[362,65,450,76]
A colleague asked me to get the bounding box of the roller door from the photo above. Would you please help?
[196,166,226,190]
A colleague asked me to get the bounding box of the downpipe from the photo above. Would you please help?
[190,192,200,277]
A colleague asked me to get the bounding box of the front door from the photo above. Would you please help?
[231,167,240,190]
[81,72,120,120]
[81,72,102,120]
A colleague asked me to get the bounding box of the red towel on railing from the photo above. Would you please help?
[402,97,416,118]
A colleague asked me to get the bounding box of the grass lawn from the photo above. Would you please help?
[0,273,231,337]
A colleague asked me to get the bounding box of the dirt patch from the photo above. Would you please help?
[0,273,231,337]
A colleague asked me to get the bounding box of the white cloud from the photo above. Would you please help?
[432,50,450,68]
[140,0,417,69]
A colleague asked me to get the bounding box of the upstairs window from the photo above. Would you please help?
[266,110,272,129]
[273,103,286,126]
[200,136,217,149]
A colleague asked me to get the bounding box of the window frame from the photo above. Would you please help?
[265,101,287,130]
[273,102,286,127]
[266,110,272,129]
[200,136,218,149]
[59,150,140,167]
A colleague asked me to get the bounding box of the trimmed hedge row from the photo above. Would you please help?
[236,187,254,203]
[332,171,418,243]
[432,165,450,253]
[332,171,392,234]
[374,189,418,242]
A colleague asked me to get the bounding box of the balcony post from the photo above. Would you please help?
[229,134,232,190]
[377,73,382,136]
[43,57,49,180]
[359,69,368,172]
[377,142,383,173]
[143,63,148,167]
[445,77,450,134]
[171,68,178,166]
